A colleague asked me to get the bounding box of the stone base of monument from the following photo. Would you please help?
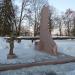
[35,41,58,56]
[7,54,17,59]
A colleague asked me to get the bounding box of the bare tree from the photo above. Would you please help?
[17,0,31,35]
[64,9,73,36]
[48,6,57,34]
[31,0,47,36]
[54,16,62,36]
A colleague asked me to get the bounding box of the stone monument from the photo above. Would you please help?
[37,5,58,55]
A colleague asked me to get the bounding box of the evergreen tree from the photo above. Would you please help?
[0,0,4,35]
[0,0,16,36]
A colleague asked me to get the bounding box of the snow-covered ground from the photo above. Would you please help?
[0,37,75,64]
[0,37,61,64]
[1,63,75,75]
[55,39,75,56]
[0,37,75,75]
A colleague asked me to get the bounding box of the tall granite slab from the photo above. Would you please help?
[38,5,57,55]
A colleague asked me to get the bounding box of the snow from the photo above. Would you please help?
[55,40,75,56]
[0,37,75,75]
[0,37,58,64]
[1,63,75,75]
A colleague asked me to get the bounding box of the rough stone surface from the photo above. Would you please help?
[38,5,57,55]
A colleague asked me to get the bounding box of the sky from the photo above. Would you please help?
[48,0,75,13]
[15,0,75,13]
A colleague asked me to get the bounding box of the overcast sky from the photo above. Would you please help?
[15,0,75,14]
[48,0,75,13]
